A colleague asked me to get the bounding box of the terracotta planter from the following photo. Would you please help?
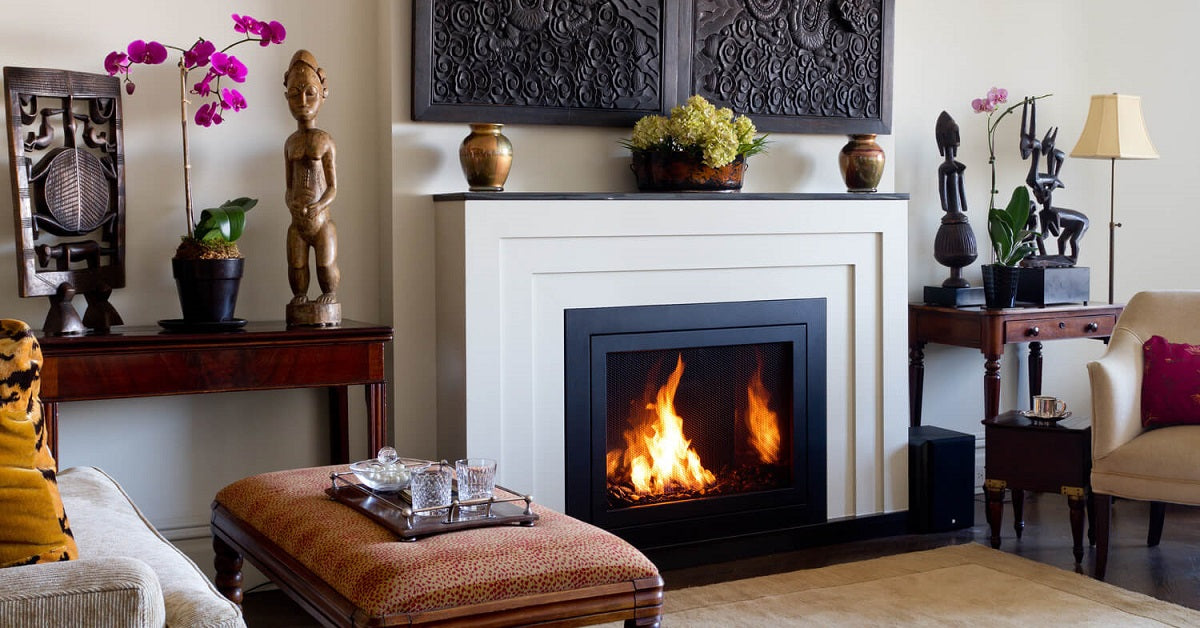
[172,257,244,322]
[631,151,745,192]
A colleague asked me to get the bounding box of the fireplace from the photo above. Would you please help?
[565,299,826,549]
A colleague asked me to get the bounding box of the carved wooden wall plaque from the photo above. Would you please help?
[412,0,892,134]
[413,0,678,126]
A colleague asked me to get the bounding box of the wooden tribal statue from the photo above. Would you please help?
[1020,98,1089,266]
[932,111,978,288]
[283,49,341,326]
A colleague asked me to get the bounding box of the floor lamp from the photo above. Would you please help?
[1069,94,1158,304]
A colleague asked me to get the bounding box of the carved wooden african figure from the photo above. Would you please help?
[1020,98,1088,263]
[284,50,340,325]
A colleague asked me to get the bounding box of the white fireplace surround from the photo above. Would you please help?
[435,193,909,519]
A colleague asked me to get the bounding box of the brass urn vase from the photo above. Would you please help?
[838,133,886,192]
[458,123,513,191]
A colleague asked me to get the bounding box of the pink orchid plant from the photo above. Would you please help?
[103,14,285,249]
[971,86,1052,211]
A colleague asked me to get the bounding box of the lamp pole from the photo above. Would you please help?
[1107,158,1119,305]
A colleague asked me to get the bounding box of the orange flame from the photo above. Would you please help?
[743,360,781,464]
[615,354,715,495]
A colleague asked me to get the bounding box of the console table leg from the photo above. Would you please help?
[1028,341,1043,409]
[985,481,1005,549]
[213,534,244,605]
[366,382,386,457]
[42,401,59,462]
[328,386,350,464]
[1068,493,1086,563]
[909,342,926,427]
[984,354,1002,421]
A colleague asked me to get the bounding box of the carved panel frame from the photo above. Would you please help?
[3,67,126,299]
[411,0,893,134]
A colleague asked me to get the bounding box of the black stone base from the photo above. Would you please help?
[641,511,909,571]
[924,285,985,307]
[1016,266,1090,305]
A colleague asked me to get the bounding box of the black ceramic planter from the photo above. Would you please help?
[981,264,1020,309]
[171,257,244,322]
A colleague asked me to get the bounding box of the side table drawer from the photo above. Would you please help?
[1004,314,1116,342]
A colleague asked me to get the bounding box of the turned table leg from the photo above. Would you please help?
[985,480,1005,549]
[213,534,244,605]
[1028,340,1043,409]
[909,342,926,427]
[984,353,1002,421]
[1012,489,1025,539]
[1068,492,1086,563]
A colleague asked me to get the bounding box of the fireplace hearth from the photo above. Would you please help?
[565,298,826,551]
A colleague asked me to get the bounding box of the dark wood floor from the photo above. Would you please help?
[241,494,1200,626]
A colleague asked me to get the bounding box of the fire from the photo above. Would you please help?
[611,354,715,495]
[743,360,781,464]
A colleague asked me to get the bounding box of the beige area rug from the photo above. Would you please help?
[616,543,1200,626]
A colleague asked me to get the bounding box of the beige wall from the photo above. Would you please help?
[0,0,1193,551]
[0,0,386,538]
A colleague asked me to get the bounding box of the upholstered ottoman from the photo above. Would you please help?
[211,465,662,626]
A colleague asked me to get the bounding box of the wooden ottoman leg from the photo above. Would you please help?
[213,533,245,605]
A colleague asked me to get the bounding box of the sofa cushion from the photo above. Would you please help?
[1141,334,1200,428]
[0,319,77,568]
[59,467,244,628]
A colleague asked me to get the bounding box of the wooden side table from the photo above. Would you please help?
[37,320,393,464]
[908,302,1123,425]
[983,410,1093,563]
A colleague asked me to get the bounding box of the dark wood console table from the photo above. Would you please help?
[908,303,1123,425]
[37,320,393,463]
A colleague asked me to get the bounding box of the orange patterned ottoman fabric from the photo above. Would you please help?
[214,465,658,617]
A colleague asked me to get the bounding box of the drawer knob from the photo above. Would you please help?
[1027,326,1040,337]
[1086,322,1099,332]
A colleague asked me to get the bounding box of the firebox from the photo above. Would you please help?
[565,299,826,551]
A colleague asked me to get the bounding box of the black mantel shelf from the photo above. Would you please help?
[433,191,910,202]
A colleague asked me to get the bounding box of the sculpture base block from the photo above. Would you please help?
[923,285,985,307]
[1015,266,1090,305]
[287,301,342,327]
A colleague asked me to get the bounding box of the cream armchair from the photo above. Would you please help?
[0,466,244,627]
[1087,290,1200,579]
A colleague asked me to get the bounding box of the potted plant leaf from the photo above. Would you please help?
[983,186,1036,308]
[103,14,286,327]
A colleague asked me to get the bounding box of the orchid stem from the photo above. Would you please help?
[178,60,194,238]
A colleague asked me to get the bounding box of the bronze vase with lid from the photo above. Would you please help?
[459,123,513,191]
[838,133,886,192]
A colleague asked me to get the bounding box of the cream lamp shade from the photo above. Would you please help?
[1070,94,1158,159]
[1069,93,1158,304]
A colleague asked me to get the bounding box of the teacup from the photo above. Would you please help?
[1032,395,1067,418]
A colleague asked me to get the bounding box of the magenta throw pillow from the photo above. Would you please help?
[1141,335,1200,428]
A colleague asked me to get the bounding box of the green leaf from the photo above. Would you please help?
[193,197,256,243]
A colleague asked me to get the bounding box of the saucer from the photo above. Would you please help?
[1020,409,1072,422]
[158,318,248,332]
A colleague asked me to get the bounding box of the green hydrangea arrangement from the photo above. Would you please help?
[626,95,768,168]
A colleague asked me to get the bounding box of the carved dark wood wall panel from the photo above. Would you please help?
[688,0,891,133]
[413,0,677,126]
[412,0,891,133]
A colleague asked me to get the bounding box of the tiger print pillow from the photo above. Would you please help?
[0,319,77,567]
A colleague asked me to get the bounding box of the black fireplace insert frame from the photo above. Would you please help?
[565,298,827,550]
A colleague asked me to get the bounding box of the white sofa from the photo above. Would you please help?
[0,466,244,627]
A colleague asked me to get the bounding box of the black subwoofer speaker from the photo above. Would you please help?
[909,425,975,533]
